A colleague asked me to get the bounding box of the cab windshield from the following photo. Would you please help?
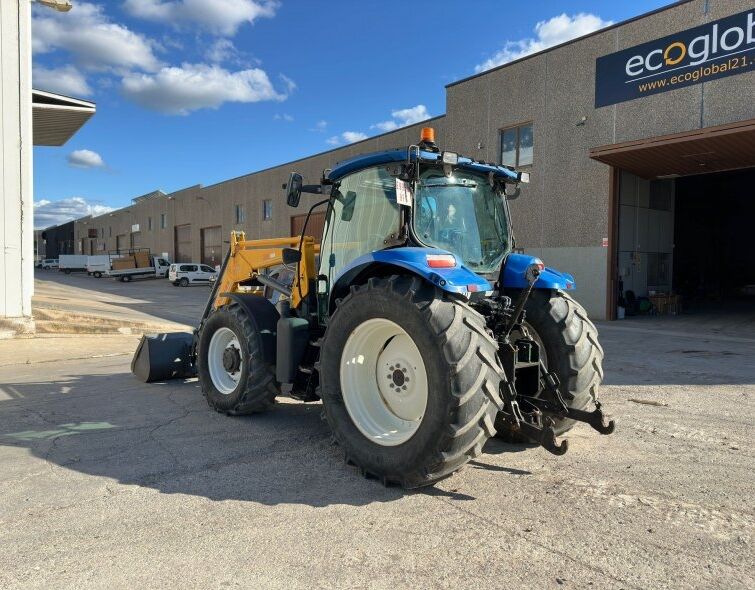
[413,166,510,273]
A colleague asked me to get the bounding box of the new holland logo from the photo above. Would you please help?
[595,9,755,107]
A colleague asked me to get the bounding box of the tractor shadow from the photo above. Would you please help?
[0,371,530,507]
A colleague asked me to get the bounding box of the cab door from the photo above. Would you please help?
[318,165,401,287]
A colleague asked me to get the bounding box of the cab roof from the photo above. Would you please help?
[327,148,521,182]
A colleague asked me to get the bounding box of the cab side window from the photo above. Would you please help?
[320,166,400,283]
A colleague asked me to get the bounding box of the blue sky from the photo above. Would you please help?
[32,0,671,227]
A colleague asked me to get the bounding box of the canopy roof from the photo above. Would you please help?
[32,89,96,146]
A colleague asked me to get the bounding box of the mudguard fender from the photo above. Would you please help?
[501,253,576,291]
[328,247,492,309]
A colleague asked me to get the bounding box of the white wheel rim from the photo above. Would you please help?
[207,327,243,395]
[340,318,429,446]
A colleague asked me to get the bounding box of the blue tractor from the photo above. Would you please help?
[133,127,614,488]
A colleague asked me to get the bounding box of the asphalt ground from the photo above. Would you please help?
[1,275,752,589]
[33,268,209,328]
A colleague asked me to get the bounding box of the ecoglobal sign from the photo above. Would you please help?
[595,9,755,107]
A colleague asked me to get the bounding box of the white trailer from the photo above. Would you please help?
[59,254,88,274]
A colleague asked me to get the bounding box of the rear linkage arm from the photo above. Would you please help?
[486,263,614,456]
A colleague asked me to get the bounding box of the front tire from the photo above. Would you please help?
[512,290,604,436]
[179,277,189,287]
[319,276,504,488]
[198,303,279,414]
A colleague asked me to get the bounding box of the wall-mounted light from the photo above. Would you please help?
[34,0,72,12]
[576,116,587,127]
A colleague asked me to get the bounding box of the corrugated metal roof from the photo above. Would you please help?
[32,89,96,146]
[589,119,755,179]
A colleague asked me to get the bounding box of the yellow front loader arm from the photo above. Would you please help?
[214,231,319,311]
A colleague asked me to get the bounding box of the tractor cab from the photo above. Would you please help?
[288,128,533,314]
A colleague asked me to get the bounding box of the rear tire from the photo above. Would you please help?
[501,289,603,437]
[179,277,189,287]
[94,271,102,278]
[319,275,504,488]
[198,303,279,414]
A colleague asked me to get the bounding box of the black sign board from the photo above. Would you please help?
[595,8,755,107]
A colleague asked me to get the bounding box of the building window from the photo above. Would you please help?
[263,199,272,221]
[160,213,167,229]
[235,204,246,224]
[148,217,153,231]
[109,226,112,237]
[500,123,533,167]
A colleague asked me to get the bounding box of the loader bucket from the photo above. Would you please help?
[131,332,196,383]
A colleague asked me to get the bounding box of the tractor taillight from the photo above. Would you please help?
[535,260,545,271]
[426,254,456,268]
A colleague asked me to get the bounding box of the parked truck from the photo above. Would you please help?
[106,249,171,282]
[59,254,89,274]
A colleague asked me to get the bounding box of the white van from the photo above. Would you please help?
[41,258,59,269]
[169,263,217,287]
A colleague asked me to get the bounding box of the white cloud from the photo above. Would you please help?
[373,104,431,132]
[34,197,113,229]
[33,2,162,72]
[310,120,328,132]
[121,62,286,114]
[279,73,296,94]
[33,65,92,97]
[67,149,105,168]
[475,13,612,73]
[207,38,236,62]
[274,113,294,122]
[342,131,367,143]
[327,131,367,146]
[124,0,279,36]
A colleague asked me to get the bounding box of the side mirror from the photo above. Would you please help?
[504,185,521,200]
[285,172,303,207]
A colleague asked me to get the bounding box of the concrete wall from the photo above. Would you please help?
[617,173,675,298]
[0,1,33,327]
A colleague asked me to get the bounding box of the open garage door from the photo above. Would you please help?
[592,118,755,325]
[174,224,192,263]
[673,169,755,315]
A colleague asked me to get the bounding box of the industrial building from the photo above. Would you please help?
[42,0,754,320]
[1,0,95,332]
